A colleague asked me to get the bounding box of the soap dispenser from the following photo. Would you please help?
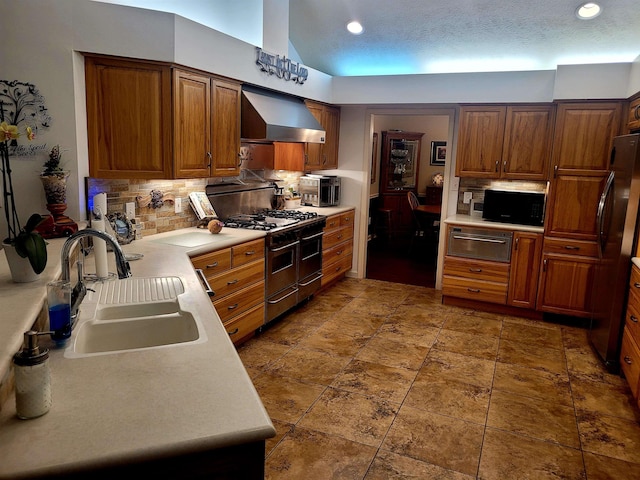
[13,330,51,419]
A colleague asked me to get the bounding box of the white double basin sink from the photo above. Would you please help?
[64,276,207,358]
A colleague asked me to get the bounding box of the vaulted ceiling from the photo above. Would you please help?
[289,0,640,76]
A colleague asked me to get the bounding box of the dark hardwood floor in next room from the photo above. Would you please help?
[366,233,438,288]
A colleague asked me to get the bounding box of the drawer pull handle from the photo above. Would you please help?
[195,268,215,297]
[469,268,482,273]
[337,234,343,240]
[467,288,480,293]
[244,250,255,255]
[624,356,633,365]
[228,328,239,336]
[564,246,580,250]
[206,261,219,268]
[634,283,640,289]
[336,250,343,255]
[227,279,239,285]
[631,315,639,323]
[228,304,238,310]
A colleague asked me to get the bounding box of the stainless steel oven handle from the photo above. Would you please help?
[301,231,324,241]
[270,240,300,252]
[267,287,299,304]
[195,268,215,297]
[299,273,323,287]
[451,235,507,244]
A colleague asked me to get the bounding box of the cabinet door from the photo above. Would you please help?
[545,174,606,241]
[508,232,542,309]
[173,70,211,178]
[304,102,324,170]
[322,105,341,169]
[536,252,597,317]
[502,105,555,180]
[274,142,305,171]
[381,194,413,232]
[86,56,172,179]
[629,96,640,132]
[456,106,505,178]
[210,79,241,177]
[551,102,622,173]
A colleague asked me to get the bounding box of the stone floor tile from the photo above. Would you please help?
[420,349,496,388]
[365,450,473,480]
[376,319,440,348]
[356,336,430,370]
[297,328,371,357]
[571,376,640,421]
[265,419,294,457]
[236,339,291,370]
[442,313,503,337]
[478,428,585,480]
[252,372,326,424]
[577,411,640,464]
[492,362,572,407]
[487,390,580,448]
[497,338,567,374]
[566,348,629,386]
[298,387,398,447]
[500,321,564,350]
[433,328,500,360]
[386,304,448,328]
[331,359,417,403]
[382,405,484,477]
[265,427,377,480]
[341,296,400,317]
[561,325,591,350]
[582,451,640,480]
[266,347,352,385]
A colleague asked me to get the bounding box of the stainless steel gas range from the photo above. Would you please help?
[207,183,326,325]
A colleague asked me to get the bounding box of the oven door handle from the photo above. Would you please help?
[267,287,299,304]
[451,235,507,244]
[270,240,300,252]
[301,231,324,242]
[299,272,323,287]
[195,268,215,297]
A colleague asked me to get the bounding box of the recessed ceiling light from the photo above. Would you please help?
[576,2,602,20]
[347,21,364,35]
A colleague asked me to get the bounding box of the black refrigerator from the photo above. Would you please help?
[590,133,640,371]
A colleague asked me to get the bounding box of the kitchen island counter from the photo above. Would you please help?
[0,226,274,479]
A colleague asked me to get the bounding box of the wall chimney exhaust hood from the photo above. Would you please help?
[241,87,326,144]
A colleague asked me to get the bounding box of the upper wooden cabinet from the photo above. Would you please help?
[551,102,623,174]
[304,101,340,170]
[85,56,173,179]
[210,79,242,177]
[628,95,640,132]
[456,104,555,180]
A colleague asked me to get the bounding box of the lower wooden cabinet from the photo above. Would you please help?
[508,232,542,309]
[321,210,355,287]
[442,256,509,305]
[621,265,640,406]
[191,238,265,346]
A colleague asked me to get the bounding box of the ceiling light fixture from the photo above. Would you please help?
[576,2,602,20]
[347,21,364,35]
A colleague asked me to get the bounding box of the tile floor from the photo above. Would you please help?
[237,278,640,479]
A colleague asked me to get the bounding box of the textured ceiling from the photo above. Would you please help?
[289,0,640,76]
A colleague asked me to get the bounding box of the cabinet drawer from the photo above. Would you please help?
[443,256,509,283]
[621,326,640,398]
[323,241,353,267]
[191,248,232,278]
[322,254,353,286]
[323,225,353,249]
[208,260,265,300]
[324,214,341,232]
[626,287,640,343]
[340,210,355,227]
[543,237,598,257]
[630,265,640,290]
[225,304,265,345]
[442,276,508,305]
[232,239,265,267]
[213,280,265,323]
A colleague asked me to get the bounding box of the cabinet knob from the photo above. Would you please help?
[635,282,640,289]
[495,160,499,172]
[553,165,558,178]
[624,356,633,365]
[630,315,638,323]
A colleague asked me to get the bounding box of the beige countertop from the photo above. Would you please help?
[444,214,545,233]
[0,226,275,479]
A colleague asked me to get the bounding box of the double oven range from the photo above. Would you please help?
[206,183,326,325]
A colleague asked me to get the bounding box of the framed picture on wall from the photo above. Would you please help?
[430,141,446,166]
[371,132,378,184]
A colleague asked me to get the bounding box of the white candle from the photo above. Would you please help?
[92,218,109,279]
[93,193,107,218]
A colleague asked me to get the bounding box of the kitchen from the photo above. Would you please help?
[2,0,640,478]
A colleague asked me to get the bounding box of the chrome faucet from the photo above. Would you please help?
[60,228,132,323]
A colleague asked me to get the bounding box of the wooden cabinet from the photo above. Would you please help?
[191,238,265,346]
[508,232,542,309]
[379,193,413,234]
[628,95,640,132]
[442,256,510,305]
[321,210,354,287]
[536,239,597,318]
[86,56,241,179]
[379,131,424,193]
[456,104,555,180]
[85,56,173,179]
[620,265,640,405]
[304,101,340,170]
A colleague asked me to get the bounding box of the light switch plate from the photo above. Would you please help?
[463,191,473,204]
[175,197,182,213]
[125,202,135,219]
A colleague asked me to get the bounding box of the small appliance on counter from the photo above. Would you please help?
[299,174,341,207]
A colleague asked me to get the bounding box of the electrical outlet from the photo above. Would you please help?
[125,202,135,219]
[174,197,182,213]
[463,192,473,204]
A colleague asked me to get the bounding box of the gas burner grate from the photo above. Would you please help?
[262,210,319,221]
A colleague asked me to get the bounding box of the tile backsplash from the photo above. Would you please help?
[456,178,548,214]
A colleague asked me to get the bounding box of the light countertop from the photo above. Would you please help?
[444,214,545,233]
[0,226,275,479]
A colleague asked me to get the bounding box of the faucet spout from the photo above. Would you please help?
[60,228,132,322]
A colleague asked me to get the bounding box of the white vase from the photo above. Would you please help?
[2,242,40,283]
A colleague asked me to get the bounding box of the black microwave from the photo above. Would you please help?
[482,189,545,226]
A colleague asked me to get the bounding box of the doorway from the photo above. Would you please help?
[365,113,451,288]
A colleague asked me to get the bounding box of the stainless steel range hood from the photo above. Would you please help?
[241,87,325,144]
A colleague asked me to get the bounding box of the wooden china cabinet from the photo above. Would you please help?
[378,131,424,233]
